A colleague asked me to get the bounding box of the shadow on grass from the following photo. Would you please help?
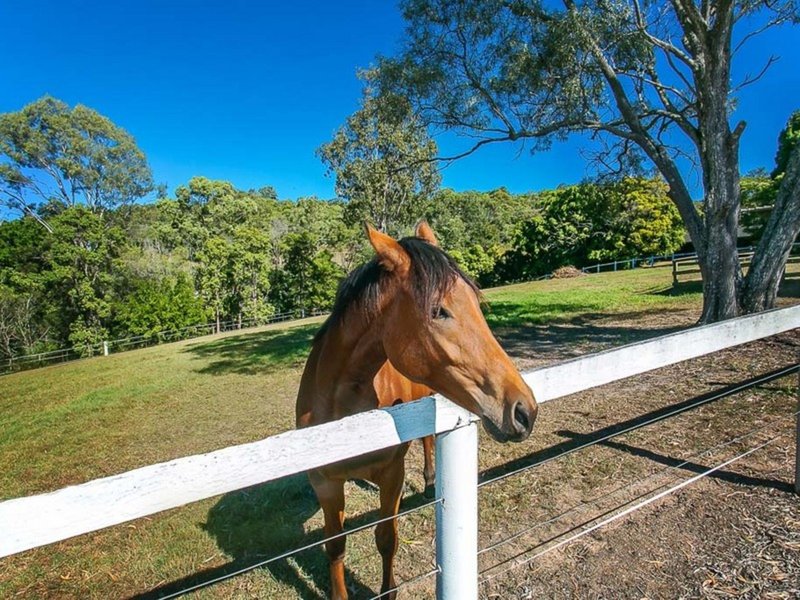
[661,274,800,299]
[493,307,693,361]
[484,300,612,328]
[131,369,793,599]
[184,324,319,376]
[132,475,434,599]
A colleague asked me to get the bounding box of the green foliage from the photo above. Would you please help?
[269,232,345,313]
[318,71,440,235]
[773,110,800,178]
[497,178,684,280]
[0,96,154,222]
[40,207,123,352]
[740,170,778,241]
[113,274,207,338]
[421,187,537,284]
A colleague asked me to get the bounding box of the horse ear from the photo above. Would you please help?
[415,220,438,246]
[365,223,410,273]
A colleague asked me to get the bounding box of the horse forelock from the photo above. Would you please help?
[314,236,478,342]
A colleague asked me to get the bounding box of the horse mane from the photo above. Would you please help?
[314,236,479,342]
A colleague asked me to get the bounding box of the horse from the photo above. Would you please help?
[295,221,538,599]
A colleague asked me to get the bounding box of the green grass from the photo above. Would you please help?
[0,266,708,599]
[484,267,701,328]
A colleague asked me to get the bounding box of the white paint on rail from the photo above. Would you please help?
[0,398,474,558]
[525,304,800,403]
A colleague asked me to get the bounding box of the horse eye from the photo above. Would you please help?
[433,306,451,320]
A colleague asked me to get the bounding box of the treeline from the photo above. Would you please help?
[0,96,686,360]
[0,175,686,359]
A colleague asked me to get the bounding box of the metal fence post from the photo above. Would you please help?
[436,417,479,600]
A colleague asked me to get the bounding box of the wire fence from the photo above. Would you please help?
[153,498,442,600]
[478,431,787,586]
[0,308,328,376]
[476,395,797,581]
[139,362,798,598]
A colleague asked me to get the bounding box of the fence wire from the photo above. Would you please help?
[366,566,441,600]
[477,408,798,564]
[477,363,799,490]
[1,309,328,375]
[153,497,440,600]
[478,430,787,586]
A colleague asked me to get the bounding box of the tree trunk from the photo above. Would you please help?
[741,147,800,312]
[693,14,743,324]
[696,220,741,323]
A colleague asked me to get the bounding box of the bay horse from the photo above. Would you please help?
[295,222,537,599]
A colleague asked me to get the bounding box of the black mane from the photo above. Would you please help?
[314,236,478,342]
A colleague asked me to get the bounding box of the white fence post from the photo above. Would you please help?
[435,412,479,600]
[103,341,109,356]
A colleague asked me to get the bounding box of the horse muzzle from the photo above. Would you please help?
[481,396,537,443]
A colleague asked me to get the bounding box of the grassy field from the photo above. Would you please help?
[2,265,795,598]
[0,267,701,497]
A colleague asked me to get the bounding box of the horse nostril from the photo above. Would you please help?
[513,401,531,433]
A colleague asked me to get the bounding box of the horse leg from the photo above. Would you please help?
[374,459,405,599]
[421,435,435,498]
[310,472,348,600]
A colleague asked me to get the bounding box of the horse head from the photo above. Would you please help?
[367,221,537,442]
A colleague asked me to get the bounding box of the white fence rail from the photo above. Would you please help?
[1,304,799,598]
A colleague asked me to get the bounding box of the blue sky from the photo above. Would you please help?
[1,0,799,201]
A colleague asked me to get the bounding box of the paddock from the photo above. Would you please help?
[1,299,798,598]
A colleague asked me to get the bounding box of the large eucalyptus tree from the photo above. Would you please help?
[318,71,441,236]
[380,0,800,322]
[0,96,154,230]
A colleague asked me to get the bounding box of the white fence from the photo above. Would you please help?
[0,308,328,375]
[1,305,799,598]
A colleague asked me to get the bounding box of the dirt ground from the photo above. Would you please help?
[389,307,800,600]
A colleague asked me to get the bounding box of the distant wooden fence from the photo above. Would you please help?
[1,305,799,599]
[673,245,800,285]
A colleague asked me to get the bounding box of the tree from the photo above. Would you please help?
[496,178,685,280]
[195,236,232,333]
[739,169,776,240]
[269,232,345,313]
[773,110,800,178]
[44,206,123,352]
[0,96,154,229]
[318,71,441,235]
[228,226,274,326]
[0,285,52,359]
[113,273,207,338]
[379,0,799,322]
[421,187,537,282]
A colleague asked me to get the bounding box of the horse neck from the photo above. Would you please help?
[314,306,388,393]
